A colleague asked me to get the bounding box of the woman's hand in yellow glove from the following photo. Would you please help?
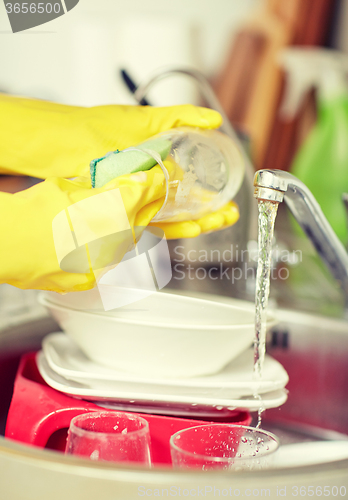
[0,94,222,178]
[0,165,239,293]
[0,167,168,294]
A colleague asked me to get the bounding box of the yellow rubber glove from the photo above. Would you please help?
[0,95,240,293]
[0,94,222,179]
[0,169,238,293]
[0,169,165,293]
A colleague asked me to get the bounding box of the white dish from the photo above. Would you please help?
[43,333,288,397]
[38,291,276,379]
[37,351,288,411]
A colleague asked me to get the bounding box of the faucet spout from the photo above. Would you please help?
[254,169,348,310]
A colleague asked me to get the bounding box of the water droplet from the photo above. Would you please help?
[90,450,99,460]
[241,437,248,443]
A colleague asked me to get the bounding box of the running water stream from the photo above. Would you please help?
[253,200,279,428]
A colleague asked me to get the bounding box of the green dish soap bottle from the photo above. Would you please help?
[279,48,348,243]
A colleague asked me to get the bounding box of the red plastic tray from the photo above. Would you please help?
[5,353,251,465]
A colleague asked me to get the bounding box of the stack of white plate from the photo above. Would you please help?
[37,291,289,416]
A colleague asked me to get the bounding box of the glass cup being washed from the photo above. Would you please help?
[65,411,152,465]
[92,127,245,223]
[141,127,244,223]
[170,424,279,471]
[149,127,244,223]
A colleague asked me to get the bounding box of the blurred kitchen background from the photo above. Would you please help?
[0,0,348,322]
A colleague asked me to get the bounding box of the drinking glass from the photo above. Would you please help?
[170,424,279,471]
[126,127,244,223]
[65,411,151,465]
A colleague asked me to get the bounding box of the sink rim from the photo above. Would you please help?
[1,435,348,482]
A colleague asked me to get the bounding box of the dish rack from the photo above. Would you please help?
[5,353,251,466]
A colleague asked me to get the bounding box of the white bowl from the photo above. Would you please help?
[39,291,274,379]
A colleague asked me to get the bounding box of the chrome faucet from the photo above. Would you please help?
[253,169,348,312]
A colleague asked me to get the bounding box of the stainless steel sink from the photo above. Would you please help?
[0,293,347,499]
